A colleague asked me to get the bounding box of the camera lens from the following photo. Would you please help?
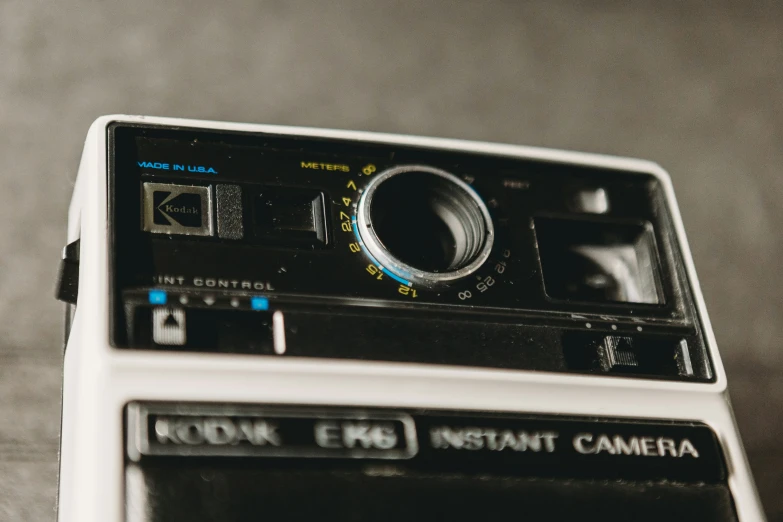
[356,166,494,286]
[370,173,484,272]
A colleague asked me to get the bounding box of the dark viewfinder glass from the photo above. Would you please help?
[535,218,663,305]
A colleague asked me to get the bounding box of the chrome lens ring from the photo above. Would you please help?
[355,165,495,286]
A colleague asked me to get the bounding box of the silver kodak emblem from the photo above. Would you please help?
[142,182,213,236]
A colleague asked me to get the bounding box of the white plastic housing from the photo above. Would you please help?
[58,115,766,522]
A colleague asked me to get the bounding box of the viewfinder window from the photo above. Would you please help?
[535,218,663,305]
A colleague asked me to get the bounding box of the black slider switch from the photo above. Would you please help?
[598,336,639,372]
[254,188,328,246]
[563,331,702,379]
[56,239,80,304]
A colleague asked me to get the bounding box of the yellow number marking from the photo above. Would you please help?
[398,285,418,298]
[366,264,384,280]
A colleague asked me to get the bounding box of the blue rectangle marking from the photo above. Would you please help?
[148,290,167,305]
[251,296,269,311]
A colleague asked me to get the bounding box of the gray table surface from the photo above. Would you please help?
[1,1,781,520]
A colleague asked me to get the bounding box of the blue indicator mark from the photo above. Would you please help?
[351,218,412,287]
[379,266,411,286]
[251,296,270,311]
[148,290,167,305]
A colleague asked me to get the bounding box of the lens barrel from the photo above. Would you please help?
[356,165,494,286]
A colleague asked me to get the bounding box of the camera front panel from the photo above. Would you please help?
[108,123,711,381]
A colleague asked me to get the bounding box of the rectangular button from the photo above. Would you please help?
[152,307,186,346]
[142,182,213,236]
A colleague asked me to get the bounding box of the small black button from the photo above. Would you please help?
[56,239,80,304]
[254,188,328,246]
[598,336,639,372]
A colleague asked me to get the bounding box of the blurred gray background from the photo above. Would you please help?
[0,1,781,520]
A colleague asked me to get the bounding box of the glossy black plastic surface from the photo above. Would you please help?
[109,123,712,381]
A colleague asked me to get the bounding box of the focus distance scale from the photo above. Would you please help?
[54,116,765,522]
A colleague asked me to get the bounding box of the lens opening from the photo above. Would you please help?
[369,172,485,272]
[356,165,494,285]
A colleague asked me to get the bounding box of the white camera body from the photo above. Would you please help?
[57,115,765,521]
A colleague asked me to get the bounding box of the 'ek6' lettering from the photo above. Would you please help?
[314,421,398,450]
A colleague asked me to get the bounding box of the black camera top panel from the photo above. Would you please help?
[107,123,712,381]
